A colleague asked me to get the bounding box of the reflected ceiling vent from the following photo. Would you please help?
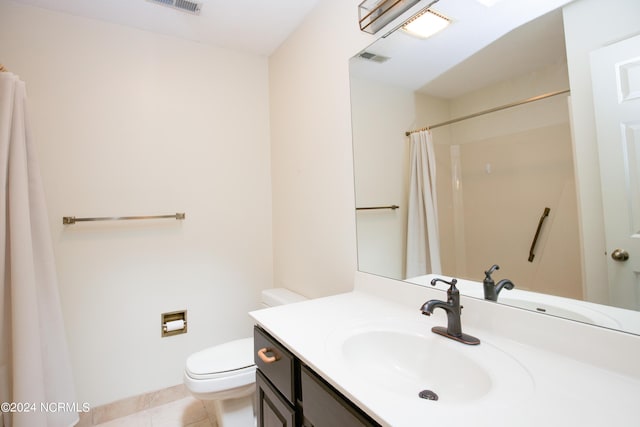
[358,51,390,63]
[146,0,202,15]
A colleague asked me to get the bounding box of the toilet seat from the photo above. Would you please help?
[184,337,256,395]
[186,337,254,378]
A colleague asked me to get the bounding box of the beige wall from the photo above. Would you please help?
[350,77,414,279]
[457,123,581,297]
[0,1,273,406]
[444,62,582,298]
[269,0,372,298]
[350,77,455,281]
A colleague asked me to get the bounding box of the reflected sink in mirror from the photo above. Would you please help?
[407,274,625,331]
[499,296,621,328]
[327,318,534,405]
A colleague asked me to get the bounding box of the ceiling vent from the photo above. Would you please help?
[146,0,202,15]
[358,51,390,63]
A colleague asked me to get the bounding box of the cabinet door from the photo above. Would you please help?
[257,370,296,427]
[300,365,380,427]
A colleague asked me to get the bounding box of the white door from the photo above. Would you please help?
[590,34,640,310]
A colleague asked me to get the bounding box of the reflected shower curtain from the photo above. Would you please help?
[405,130,441,278]
[0,72,78,427]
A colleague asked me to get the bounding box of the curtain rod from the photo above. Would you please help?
[405,89,570,136]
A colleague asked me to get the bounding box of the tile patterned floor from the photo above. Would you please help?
[73,384,219,427]
[93,396,217,427]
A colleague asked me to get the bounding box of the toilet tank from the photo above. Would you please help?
[261,288,307,308]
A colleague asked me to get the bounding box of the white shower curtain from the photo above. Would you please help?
[405,130,441,278]
[0,72,78,427]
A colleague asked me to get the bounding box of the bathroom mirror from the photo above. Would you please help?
[350,0,640,335]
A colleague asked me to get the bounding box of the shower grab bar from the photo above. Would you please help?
[528,207,550,262]
[63,212,185,225]
[356,205,400,211]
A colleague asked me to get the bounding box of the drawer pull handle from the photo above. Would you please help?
[257,347,280,363]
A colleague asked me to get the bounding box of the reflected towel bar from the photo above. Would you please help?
[356,205,399,211]
[63,212,186,225]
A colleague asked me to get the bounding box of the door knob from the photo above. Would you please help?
[611,249,630,262]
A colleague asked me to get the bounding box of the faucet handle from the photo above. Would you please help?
[484,264,500,280]
[430,277,459,299]
[430,277,457,289]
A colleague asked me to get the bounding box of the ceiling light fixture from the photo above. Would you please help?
[402,8,450,39]
[358,0,439,35]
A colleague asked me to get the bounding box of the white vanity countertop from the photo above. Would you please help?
[250,288,640,427]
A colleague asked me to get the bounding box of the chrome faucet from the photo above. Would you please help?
[483,264,515,301]
[420,277,480,345]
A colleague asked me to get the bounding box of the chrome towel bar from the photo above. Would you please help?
[63,212,185,225]
[356,205,399,211]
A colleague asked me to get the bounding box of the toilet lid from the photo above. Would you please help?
[186,337,255,376]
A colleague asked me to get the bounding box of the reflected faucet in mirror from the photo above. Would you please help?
[421,277,480,345]
[483,265,515,302]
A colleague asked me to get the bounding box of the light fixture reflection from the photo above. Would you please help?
[402,8,451,39]
[358,0,422,34]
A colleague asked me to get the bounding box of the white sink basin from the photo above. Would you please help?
[327,318,534,405]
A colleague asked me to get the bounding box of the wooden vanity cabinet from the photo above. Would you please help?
[256,370,296,427]
[300,364,380,427]
[254,326,381,427]
[254,326,297,427]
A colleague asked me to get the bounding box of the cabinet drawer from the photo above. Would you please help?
[254,326,296,405]
[301,364,380,427]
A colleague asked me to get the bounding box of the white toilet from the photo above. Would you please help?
[183,288,306,427]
